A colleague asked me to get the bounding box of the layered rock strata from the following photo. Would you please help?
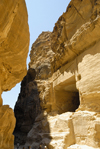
[29,32,54,111]
[51,0,100,72]
[0,0,29,148]
[15,0,100,148]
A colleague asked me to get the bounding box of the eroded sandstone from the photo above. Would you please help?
[0,0,29,148]
[0,0,29,95]
[51,0,100,72]
[14,0,100,148]
[0,105,16,149]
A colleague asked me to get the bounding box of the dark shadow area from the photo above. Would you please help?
[25,113,51,149]
[14,68,41,144]
[54,75,80,114]
[13,68,51,149]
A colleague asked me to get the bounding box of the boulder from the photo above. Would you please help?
[0,0,29,148]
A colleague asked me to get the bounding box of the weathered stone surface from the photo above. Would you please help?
[29,32,54,112]
[25,111,100,149]
[29,32,54,80]
[25,112,75,149]
[14,0,100,148]
[0,0,29,95]
[72,111,99,147]
[52,40,100,113]
[68,144,99,149]
[51,0,100,72]
[0,105,16,149]
[0,0,29,148]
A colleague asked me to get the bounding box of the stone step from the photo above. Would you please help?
[67,144,99,149]
[50,132,70,140]
[37,132,70,140]
[49,139,65,149]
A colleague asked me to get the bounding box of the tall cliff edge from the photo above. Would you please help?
[0,0,29,149]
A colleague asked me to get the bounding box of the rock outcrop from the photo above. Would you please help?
[14,0,100,149]
[0,0,29,148]
[14,32,54,145]
[29,32,54,111]
[14,68,40,144]
[29,32,54,80]
[0,105,16,149]
[51,0,100,72]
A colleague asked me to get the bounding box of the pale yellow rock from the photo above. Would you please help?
[51,0,100,72]
[72,111,99,148]
[76,40,100,112]
[48,113,75,149]
[50,41,100,147]
[67,144,99,149]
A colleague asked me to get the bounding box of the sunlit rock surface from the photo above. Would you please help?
[0,0,29,94]
[29,32,54,80]
[0,0,29,148]
[0,105,16,149]
[14,0,100,148]
[51,0,100,72]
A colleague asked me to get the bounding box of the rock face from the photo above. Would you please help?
[0,0,29,94]
[14,68,40,144]
[14,0,100,149]
[0,0,29,148]
[0,105,16,149]
[51,0,100,72]
[14,32,54,145]
[29,32,54,111]
[29,32,54,80]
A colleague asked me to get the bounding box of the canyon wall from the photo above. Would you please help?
[14,32,54,145]
[14,68,40,144]
[14,0,100,149]
[0,0,29,148]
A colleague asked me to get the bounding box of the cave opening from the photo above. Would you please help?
[54,76,80,114]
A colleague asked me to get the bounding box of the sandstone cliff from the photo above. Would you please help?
[51,0,100,72]
[14,32,54,145]
[14,0,100,149]
[0,0,29,148]
[29,32,54,111]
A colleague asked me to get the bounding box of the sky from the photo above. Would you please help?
[2,0,71,109]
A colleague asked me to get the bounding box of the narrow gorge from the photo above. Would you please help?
[14,0,100,149]
[1,0,100,149]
